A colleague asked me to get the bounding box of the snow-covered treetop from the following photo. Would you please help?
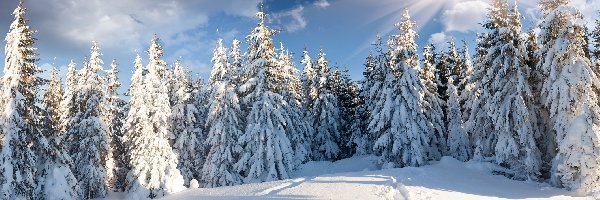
[148,36,167,72]
[540,0,570,13]
[107,59,121,94]
[230,39,242,69]
[4,0,40,96]
[421,45,435,81]
[388,9,419,73]
[89,42,103,70]
[301,48,314,73]
[209,39,229,84]
[485,0,510,30]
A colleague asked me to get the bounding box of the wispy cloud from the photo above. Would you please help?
[314,0,330,9]
[270,6,307,32]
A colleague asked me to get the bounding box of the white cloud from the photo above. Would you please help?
[442,0,489,33]
[270,6,307,32]
[22,0,261,52]
[429,32,453,48]
[314,0,331,9]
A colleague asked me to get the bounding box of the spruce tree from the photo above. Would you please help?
[446,77,470,162]
[350,53,377,155]
[60,61,78,135]
[333,67,361,158]
[0,3,42,198]
[421,45,445,160]
[235,10,295,182]
[373,10,429,168]
[358,36,387,155]
[65,42,110,199]
[43,67,64,140]
[310,50,341,161]
[458,42,474,118]
[478,1,542,180]
[39,65,82,199]
[301,49,318,109]
[124,37,184,198]
[278,44,312,165]
[202,39,244,188]
[104,60,128,192]
[538,0,600,195]
[171,60,204,187]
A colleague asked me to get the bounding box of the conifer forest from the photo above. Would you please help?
[2,0,600,199]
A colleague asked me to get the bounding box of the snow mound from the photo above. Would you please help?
[114,155,589,199]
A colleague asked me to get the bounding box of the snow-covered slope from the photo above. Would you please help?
[156,156,588,200]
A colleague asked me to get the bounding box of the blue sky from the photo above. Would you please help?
[0,0,599,86]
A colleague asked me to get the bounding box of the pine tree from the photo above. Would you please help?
[478,1,542,180]
[310,50,341,161]
[357,36,387,155]
[467,28,498,161]
[446,77,470,161]
[124,36,184,198]
[43,66,64,140]
[278,44,312,165]
[103,60,128,192]
[60,60,78,135]
[446,41,462,87]
[235,10,295,182]
[38,65,82,199]
[202,39,244,188]
[332,67,360,158]
[229,39,244,87]
[301,49,318,109]
[373,10,429,168]
[64,42,111,199]
[421,45,445,160]
[538,0,600,195]
[121,53,144,192]
[594,15,600,65]
[0,3,42,198]
[458,42,474,118]
[350,53,377,155]
[171,60,204,187]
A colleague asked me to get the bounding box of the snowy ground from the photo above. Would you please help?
[111,156,590,200]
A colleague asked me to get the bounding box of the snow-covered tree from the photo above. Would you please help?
[202,39,244,188]
[593,16,600,68]
[301,49,318,109]
[373,10,429,168]
[103,59,128,192]
[421,45,445,160]
[63,42,110,199]
[310,50,341,161]
[37,64,82,199]
[467,32,497,161]
[538,0,600,195]
[229,39,244,87]
[60,60,78,135]
[0,2,77,199]
[43,66,63,139]
[124,36,184,199]
[330,67,360,158]
[356,36,387,155]
[476,1,542,180]
[458,42,474,117]
[235,10,295,182]
[121,53,144,192]
[171,60,204,187]
[350,54,377,155]
[446,77,470,162]
[278,44,312,165]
